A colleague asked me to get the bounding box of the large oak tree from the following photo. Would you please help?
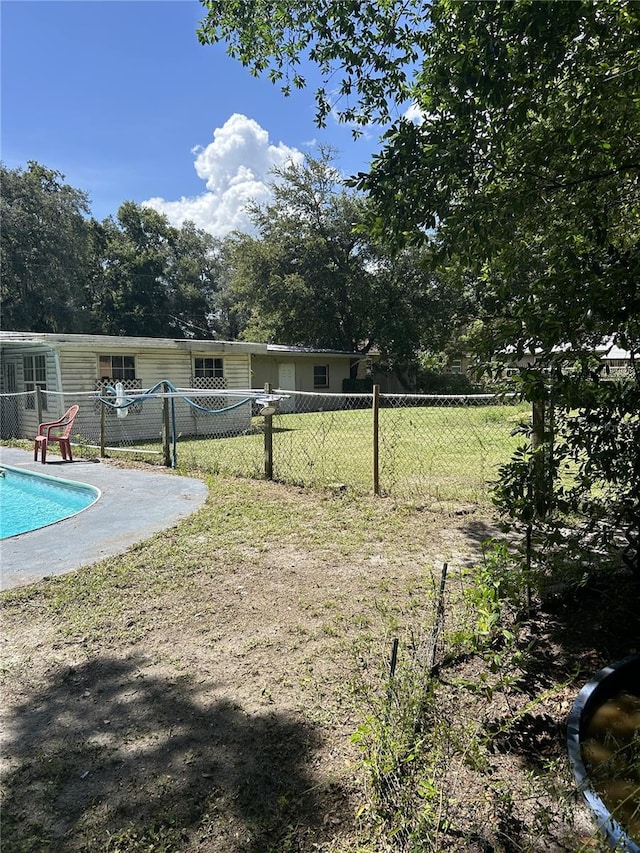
[224,149,458,380]
[1,161,92,331]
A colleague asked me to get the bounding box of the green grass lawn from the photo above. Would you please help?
[171,402,530,505]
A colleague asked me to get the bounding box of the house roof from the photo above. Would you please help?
[501,338,633,361]
[264,343,365,358]
[0,331,362,358]
[598,343,632,360]
[0,330,256,353]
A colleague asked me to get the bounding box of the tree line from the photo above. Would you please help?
[1,153,475,391]
[1,160,221,339]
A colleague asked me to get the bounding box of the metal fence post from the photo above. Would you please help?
[527,397,548,610]
[373,384,380,496]
[264,382,273,481]
[100,401,106,458]
[162,382,171,467]
[36,386,43,427]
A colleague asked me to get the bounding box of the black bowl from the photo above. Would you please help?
[567,655,640,852]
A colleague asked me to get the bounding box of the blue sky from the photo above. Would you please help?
[1,0,385,237]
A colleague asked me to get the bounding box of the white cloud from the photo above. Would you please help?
[403,103,427,125]
[143,114,304,238]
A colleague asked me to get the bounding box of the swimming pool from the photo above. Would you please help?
[0,465,100,539]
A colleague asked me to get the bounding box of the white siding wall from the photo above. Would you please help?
[1,336,368,441]
[57,345,250,393]
[175,350,252,438]
[7,343,254,444]
[216,353,251,389]
[0,346,60,437]
[57,348,98,395]
[134,351,193,389]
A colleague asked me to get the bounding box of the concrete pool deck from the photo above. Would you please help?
[0,447,208,590]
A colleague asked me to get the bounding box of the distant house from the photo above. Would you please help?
[0,331,371,441]
[502,340,635,379]
[598,342,636,379]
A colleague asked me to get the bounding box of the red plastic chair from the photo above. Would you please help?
[34,405,80,464]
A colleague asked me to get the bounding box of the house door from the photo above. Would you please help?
[277,363,296,413]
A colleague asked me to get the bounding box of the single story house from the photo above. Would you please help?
[0,331,372,443]
[502,340,635,378]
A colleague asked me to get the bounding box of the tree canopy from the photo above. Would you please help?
[90,202,222,339]
[361,0,640,364]
[1,157,466,385]
[197,1,428,128]
[1,161,92,332]
[224,149,463,379]
[199,0,640,361]
[0,162,224,339]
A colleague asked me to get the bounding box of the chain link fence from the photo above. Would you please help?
[0,386,528,506]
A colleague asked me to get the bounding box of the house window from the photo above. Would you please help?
[313,364,329,388]
[448,359,462,375]
[99,354,136,380]
[24,355,48,410]
[194,357,224,379]
[192,358,226,409]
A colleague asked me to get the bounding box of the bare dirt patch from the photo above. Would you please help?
[1,470,638,851]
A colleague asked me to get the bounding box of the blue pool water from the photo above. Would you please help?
[0,466,100,539]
